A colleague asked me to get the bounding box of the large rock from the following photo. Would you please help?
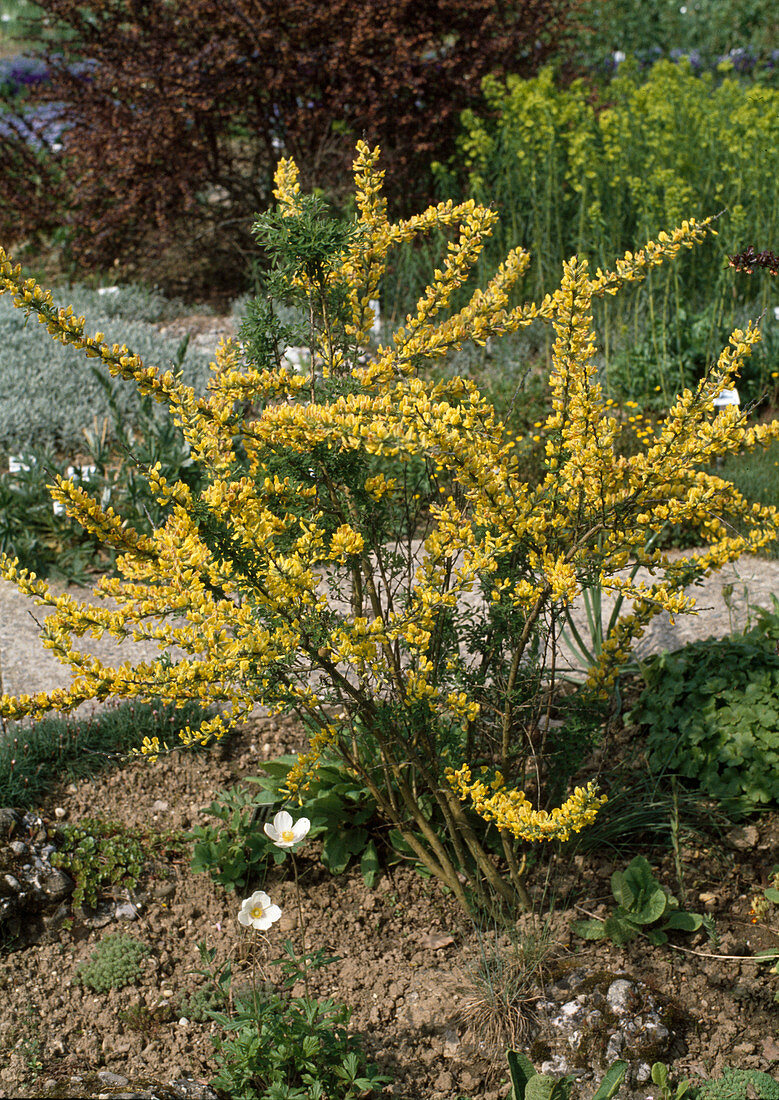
[0,808,74,944]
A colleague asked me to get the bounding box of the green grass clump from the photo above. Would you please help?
[76,933,151,993]
[0,698,210,808]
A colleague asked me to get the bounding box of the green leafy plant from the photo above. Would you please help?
[249,755,382,883]
[572,855,704,945]
[76,932,151,993]
[211,993,390,1100]
[693,1067,779,1100]
[178,940,234,1024]
[189,784,287,895]
[565,0,779,73]
[650,1061,695,1099]
[634,630,779,811]
[190,755,383,895]
[506,1051,626,1099]
[504,1057,779,1100]
[52,817,145,908]
[192,937,388,1099]
[439,60,779,407]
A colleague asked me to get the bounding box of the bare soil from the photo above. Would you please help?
[1,699,779,1099]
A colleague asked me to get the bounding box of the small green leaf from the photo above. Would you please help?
[591,1060,628,1100]
[665,910,703,932]
[360,840,380,887]
[322,829,367,874]
[603,914,637,945]
[507,1050,536,1097]
[651,1063,669,1088]
[571,919,606,941]
[632,887,669,925]
[525,1074,569,1100]
[610,869,633,910]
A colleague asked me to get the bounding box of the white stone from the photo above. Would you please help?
[607,978,636,1015]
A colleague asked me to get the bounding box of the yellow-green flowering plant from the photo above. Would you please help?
[1,142,778,914]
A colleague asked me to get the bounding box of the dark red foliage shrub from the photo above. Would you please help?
[0,0,582,297]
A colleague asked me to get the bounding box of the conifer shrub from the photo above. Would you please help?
[0,0,581,296]
[0,143,777,915]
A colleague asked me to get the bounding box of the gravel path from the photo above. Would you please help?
[1,552,777,705]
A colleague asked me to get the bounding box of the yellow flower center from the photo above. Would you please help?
[282,829,295,842]
[250,905,265,919]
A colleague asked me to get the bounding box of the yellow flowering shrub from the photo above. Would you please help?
[1,141,777,913]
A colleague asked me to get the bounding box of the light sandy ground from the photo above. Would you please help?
[1,552,777,706]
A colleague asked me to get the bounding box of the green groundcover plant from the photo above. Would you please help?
[632,610,779,811]
[76,932,151,993]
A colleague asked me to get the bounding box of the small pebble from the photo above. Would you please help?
[54,807,67,819]
[97,1070,130,1087]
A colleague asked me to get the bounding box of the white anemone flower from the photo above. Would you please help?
[264,810,311,848]
[237,890,282,931]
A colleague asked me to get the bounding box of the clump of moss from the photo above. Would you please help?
[76,933,151,993]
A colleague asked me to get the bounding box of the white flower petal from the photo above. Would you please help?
[273,810,293,833]
[265,810,310,847]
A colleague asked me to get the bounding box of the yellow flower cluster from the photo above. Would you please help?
[283,722,340,798]
[0,141,777,851]
[448,764,607,843]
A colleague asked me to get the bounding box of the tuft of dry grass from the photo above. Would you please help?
[457,920,556,1057]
